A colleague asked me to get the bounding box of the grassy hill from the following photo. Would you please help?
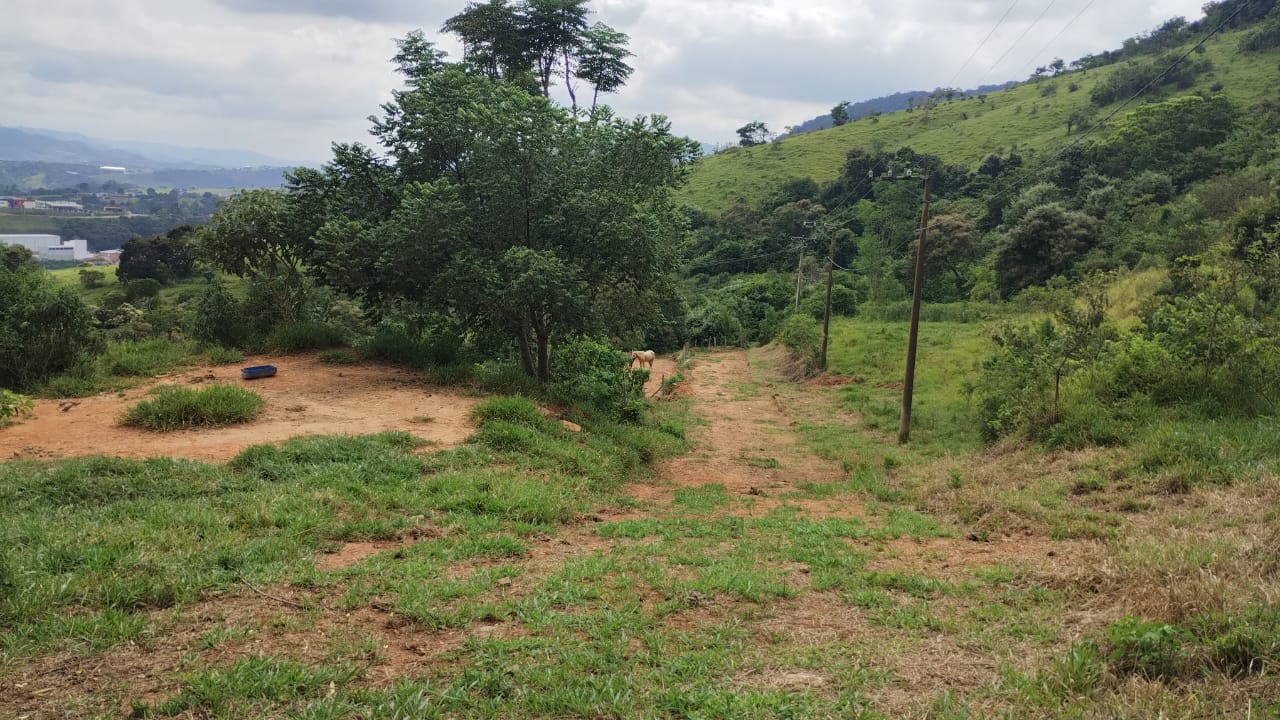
[678,26,1280,214]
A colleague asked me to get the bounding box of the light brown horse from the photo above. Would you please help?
[629,350,656,370]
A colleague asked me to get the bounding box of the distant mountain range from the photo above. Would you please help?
[780,82,1020,139]
[0,125,296,169]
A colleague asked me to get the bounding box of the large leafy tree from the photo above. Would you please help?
[441,0,532,85]
[523,0,591,103]
[312,63,697,381]
[117,225,197,284]
[197,189,317,322]
[577,22,633,108]
[994,203,1101,298]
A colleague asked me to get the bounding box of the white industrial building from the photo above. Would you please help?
[0,234,91,261]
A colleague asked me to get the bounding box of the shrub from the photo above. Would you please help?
[103,339,196,377]
[473,361,539,395]
[318,349,358,365]
[121,385,264,430]
[266,321,347,352]
[472,396,551,428]
[190,281,251,349]
[777,314,821,365]
[78,269,105,289]
[204,346,244,365]
[1105,616,1190,679]
[0,389,33,423]
[122,278,162,303]
[0,264,101,390]
[550,338,646,421]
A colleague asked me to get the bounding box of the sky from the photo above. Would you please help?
[0,0,1209,164]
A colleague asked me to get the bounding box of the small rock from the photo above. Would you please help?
[559,419,582,433]
[1047,550,1057,557]
[409,515,425,523]
[747,487,763,496]
[497,577,513,587]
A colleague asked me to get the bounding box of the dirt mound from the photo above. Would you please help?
[0,353,478,463]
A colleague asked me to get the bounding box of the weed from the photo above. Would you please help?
[267,321,347,351]
[121,385,265,430]
[103,339,197,377]
[1105,616,1190,679]
[318,349,358,365]
[204,346,244,365]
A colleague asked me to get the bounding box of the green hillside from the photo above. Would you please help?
[678,25,1280,214]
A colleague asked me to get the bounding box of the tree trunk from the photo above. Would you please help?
[536,331,551,384]
[516,327,535,377]
[563,50,577,109]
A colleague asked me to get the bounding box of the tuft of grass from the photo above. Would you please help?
[319,349,358,365]
[121,385,265,430]
[266,321,347,352]
[103,339,198,377]
[204,346,244,365]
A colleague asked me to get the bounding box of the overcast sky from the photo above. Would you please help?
[0,0,1207,164]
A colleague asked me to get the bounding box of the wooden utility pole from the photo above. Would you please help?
[819,225,837,371]
[793,238,806,312]
[898,174,932,444]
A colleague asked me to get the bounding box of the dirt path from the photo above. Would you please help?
[0,353,478,463]
[630,348,851,514]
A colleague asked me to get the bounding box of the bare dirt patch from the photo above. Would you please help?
[635,349,853,513]
[0,353,478,462]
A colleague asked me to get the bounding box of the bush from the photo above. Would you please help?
[103,339,196,377]
[473,361,539,395]
[777,314,821,364]
[121,385,264,430]
[266,321,347,352]
[190,281,251,349]
[0,264,101,390]
[472,396,549,427]
[1105,616,1191,679]
[204,346,244,365]
[0,389,33,423]
[122,278,162,303]
[549,338,646,421]
[318,350,358,365]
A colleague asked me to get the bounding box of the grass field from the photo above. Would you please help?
[677,27,1280,214]
[0,213,59,234]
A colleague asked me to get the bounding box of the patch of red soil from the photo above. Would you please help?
[807,374,862,387]
[862,536,1101,583]
[0,353,478,463]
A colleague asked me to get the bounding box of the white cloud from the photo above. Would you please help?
[0,0,1208,164]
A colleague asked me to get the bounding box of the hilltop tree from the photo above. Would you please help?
[310,64,698,381]
[737,121,771,147]
[831,101,851,126]
[441,0,531,84]
[524,0,591,102]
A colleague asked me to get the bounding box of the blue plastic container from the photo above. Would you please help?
[240,365,278,380]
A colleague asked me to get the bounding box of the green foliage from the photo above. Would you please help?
[995,204,1101,298]
[77,268,105,289]
[549,338,645,421]
[204,346,244,365]
[189,280,251,349]
[1094,94,1237,184]
[0,261,101,391]
[0,389,34,422]
[1105,616,1191,679]
[122,277,162,303]
[306,65,696,382]
[121,385,265,430]
[103,339,197,377]
[266,321,348,352]
[116,226,197,284]
[777,314,821,367]
[319,349,358,365]
[1089,54,1213,106]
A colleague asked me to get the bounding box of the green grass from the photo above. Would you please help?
[121,384,265,430]
[102,338,198,377]
[677,29,1280,214]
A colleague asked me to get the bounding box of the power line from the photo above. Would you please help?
[947,0,1022,89]
[1019,0,1098,75]
[913,0,1252,240]
[974,0,1059,85]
